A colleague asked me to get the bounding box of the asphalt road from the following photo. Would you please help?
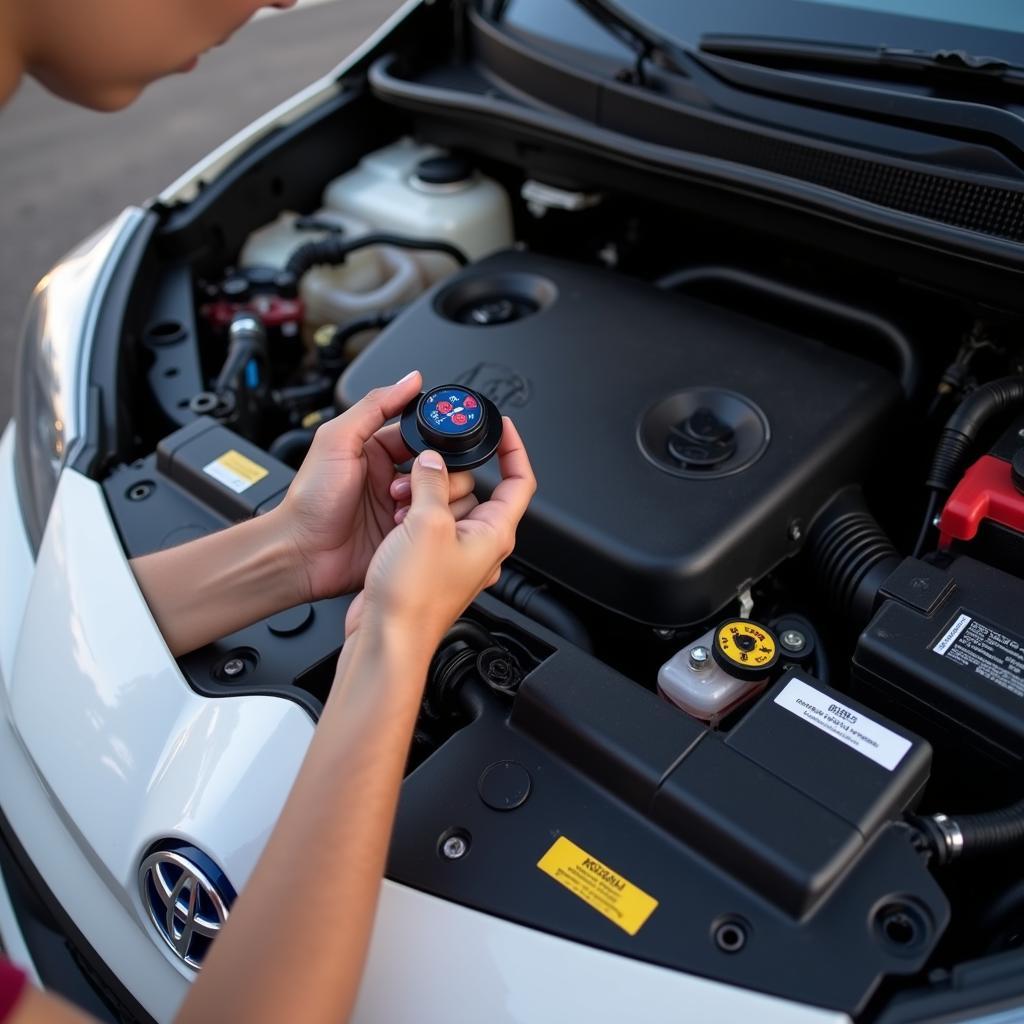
[0,0,402,428]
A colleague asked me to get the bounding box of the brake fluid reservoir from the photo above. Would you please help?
[322,138,514,283]
[659,620,780,725]
[240,209,425,330]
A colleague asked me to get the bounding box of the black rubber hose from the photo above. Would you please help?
[655,265,918,399]
[268,427,315,468]
[911,800,1024,866]
[925,376,1024,492]
[284,233,469,280]
[806,487,901,628]
[489,567,593,652]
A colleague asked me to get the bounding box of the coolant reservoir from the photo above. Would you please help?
[658,620,779,725]
[322,138,514,283]
[240,209,424,330]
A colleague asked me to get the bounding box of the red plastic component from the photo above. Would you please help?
[201,294,303,330]
[939,454,1024,548]
[436,401,453,414]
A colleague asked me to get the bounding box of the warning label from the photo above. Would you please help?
[203,449,268,494]
[932,613,1024,699]
[774,677,912,771]
[536,836,658,936]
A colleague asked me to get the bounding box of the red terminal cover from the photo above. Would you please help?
[939,454,1024,548]
[201,294,303,330]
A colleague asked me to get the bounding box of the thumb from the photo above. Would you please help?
[409,450,451,513]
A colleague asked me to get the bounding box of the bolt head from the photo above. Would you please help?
[442,835,468,860]
[689,646,711,670]
[788,521,803,542]
[781,630,806,653]
[222,658,245,678]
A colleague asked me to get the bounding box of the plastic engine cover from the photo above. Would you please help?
[339,251,900,625]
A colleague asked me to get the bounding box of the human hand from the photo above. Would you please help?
[273,371,478,603]
[344,419,536,658]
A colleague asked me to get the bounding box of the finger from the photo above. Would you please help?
[326,371,421,456]
[449,494,479,521]
[408,450,453,517]
[465,418,536,534]
[345,591,365,639]
[392,466,472,505]
[394,489,473,522]
[390,473,411,501]
[448,471,476,503]
[374,423,414,466]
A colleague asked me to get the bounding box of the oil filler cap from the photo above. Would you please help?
[401,385,503,470]
[713,620,780,680]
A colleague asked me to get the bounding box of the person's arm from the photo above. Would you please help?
[174,422,535,1024]
[131,371,476,657]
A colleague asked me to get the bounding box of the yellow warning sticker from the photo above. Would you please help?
[203,449,268,494]
[537,836,658,936]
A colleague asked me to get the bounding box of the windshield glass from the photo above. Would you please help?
[800,1,1020,35]
[494,0,1024,64]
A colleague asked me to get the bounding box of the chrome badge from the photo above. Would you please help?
[139,845,235,970]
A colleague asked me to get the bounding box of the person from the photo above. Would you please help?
[0,3,538,1022]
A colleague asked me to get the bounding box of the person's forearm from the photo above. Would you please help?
[174,621,433,1024]
[131,509,308,657]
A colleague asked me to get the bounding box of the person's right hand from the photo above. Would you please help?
[344,418,536,656]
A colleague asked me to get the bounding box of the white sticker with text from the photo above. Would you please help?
[774,678,912,771]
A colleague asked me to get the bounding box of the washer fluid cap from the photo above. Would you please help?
[400,385,503,470]
[713,620,780,680]
[414,155,474,187]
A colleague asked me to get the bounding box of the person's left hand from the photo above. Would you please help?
[274,370,478,602]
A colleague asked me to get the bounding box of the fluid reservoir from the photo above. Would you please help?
[658,620,780,725]
[240,209,425,330]
[322,138,514,283]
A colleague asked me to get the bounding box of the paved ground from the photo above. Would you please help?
[0,0,402,427]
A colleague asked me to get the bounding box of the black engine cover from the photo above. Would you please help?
[340,251,899,625]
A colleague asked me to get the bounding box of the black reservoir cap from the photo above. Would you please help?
[727,670,931,840]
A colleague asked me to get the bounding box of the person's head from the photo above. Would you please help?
[5,0,296,110]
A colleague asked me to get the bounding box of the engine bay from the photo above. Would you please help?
[99,97,1024,1020]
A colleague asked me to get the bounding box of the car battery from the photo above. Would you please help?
[854,555,1024,796]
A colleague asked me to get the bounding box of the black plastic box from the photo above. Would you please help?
[339,251,900,625]
[855,556,1024,782]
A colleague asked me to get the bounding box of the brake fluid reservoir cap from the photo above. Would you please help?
[712,619,780,680]
[400,385,503,470]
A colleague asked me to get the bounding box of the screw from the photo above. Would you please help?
[788,520,803,542]
[932,514,942,528]
[713,919,748,953]
[127,481,154,502]
[222,658,245,679]
[1018,427,1024,440]
[654,627,677,641]
[442,835,468,860]
[689,646,711,670]
[781,630,806,653]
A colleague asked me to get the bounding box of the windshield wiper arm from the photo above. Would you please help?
[699,35,1024,88]
[572,0,704,84]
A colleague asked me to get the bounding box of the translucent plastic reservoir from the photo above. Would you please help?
[658,628,767,725]
[322,137,514,282]
[240,208,424,329]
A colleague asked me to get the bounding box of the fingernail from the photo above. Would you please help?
[391,477,411,497]
[395,505,409,524]
[395,370,418,385]
[419,450,444,470]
